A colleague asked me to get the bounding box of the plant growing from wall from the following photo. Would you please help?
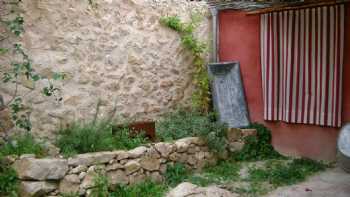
[88,0,98,8]
[0,132,46,157]
[56,100,149,157]
[56,119,149,157]
[156,108,228,154]
[0,0,64,132]
[160,14,210,113]
[0,157,18,197]
[232,123,285,161]
[90,171,109,197]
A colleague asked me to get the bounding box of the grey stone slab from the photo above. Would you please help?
[208,62,250,128]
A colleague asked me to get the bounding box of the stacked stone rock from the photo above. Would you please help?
[227,128,257,152]
[12,137,217,197]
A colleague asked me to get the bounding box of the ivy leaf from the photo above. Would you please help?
[9,97,23,114]
[31,74,40,81]
[53,72,65,80]
[2,73,12,83]
[0,48,8,55]
[8,16,25,36]
[42,87,52,97]
[42,83,60,97]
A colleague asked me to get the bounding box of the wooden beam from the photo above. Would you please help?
[247,0,350,15]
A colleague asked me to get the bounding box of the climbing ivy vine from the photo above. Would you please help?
[160,14,210,113]
[0,0,64,131]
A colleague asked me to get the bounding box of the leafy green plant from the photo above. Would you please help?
[0,158,18,196]
[232,123,284,161]
[113,127,148,151]
[160,14,210,112]
[0,133,46,157]
[56,120,148,157]
[88,0,98,8]
[187,160,241,187]
[164,163,189,187]
[203,160,240,181]
[111,181,167,197]
[90,172,109,197]
[56,121,111,156]
[156,109,228,153]
[249,158,327,187]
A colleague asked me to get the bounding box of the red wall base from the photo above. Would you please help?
[218,5,350,161]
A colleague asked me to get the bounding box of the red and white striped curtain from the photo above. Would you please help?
[260,5,345,127]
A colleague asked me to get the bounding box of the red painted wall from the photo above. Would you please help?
[218,5,350,161]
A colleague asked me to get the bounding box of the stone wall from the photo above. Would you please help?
[0,0,211,140]
[11,137,217,197]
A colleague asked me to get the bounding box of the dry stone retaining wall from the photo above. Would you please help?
[0,0,211,140]
[12,137,217,197]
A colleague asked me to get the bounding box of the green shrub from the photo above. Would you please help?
[232,123,284,161]
[0,133,46,157]
[111,181,167,197]
[249,158,327,187]
[56,120,148,157]
[202,160,241,181]
[164,163,189,187]
[90,171,109,197]
[0,159,18,196]
[187,160,241,186]
[156,109,228,153]
[113,127,148,150]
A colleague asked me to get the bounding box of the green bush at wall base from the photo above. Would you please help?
[0,159,18,196]
[56,120,148,157]
[156,109,228,153]
[232,123,284,161]
[249,158,327,187]
[0,133,46,157]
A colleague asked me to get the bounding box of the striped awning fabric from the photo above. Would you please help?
[260,4,345,127]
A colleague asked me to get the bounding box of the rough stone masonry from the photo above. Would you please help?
[0,0,211,140]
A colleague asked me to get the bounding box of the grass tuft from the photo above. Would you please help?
[164,162,190,187]
[232,123,284,161]
[56,120,148,157]
[156,109,228,153]
[0,132,46,157]
[0,159,18,196]
[248,158,327,187]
